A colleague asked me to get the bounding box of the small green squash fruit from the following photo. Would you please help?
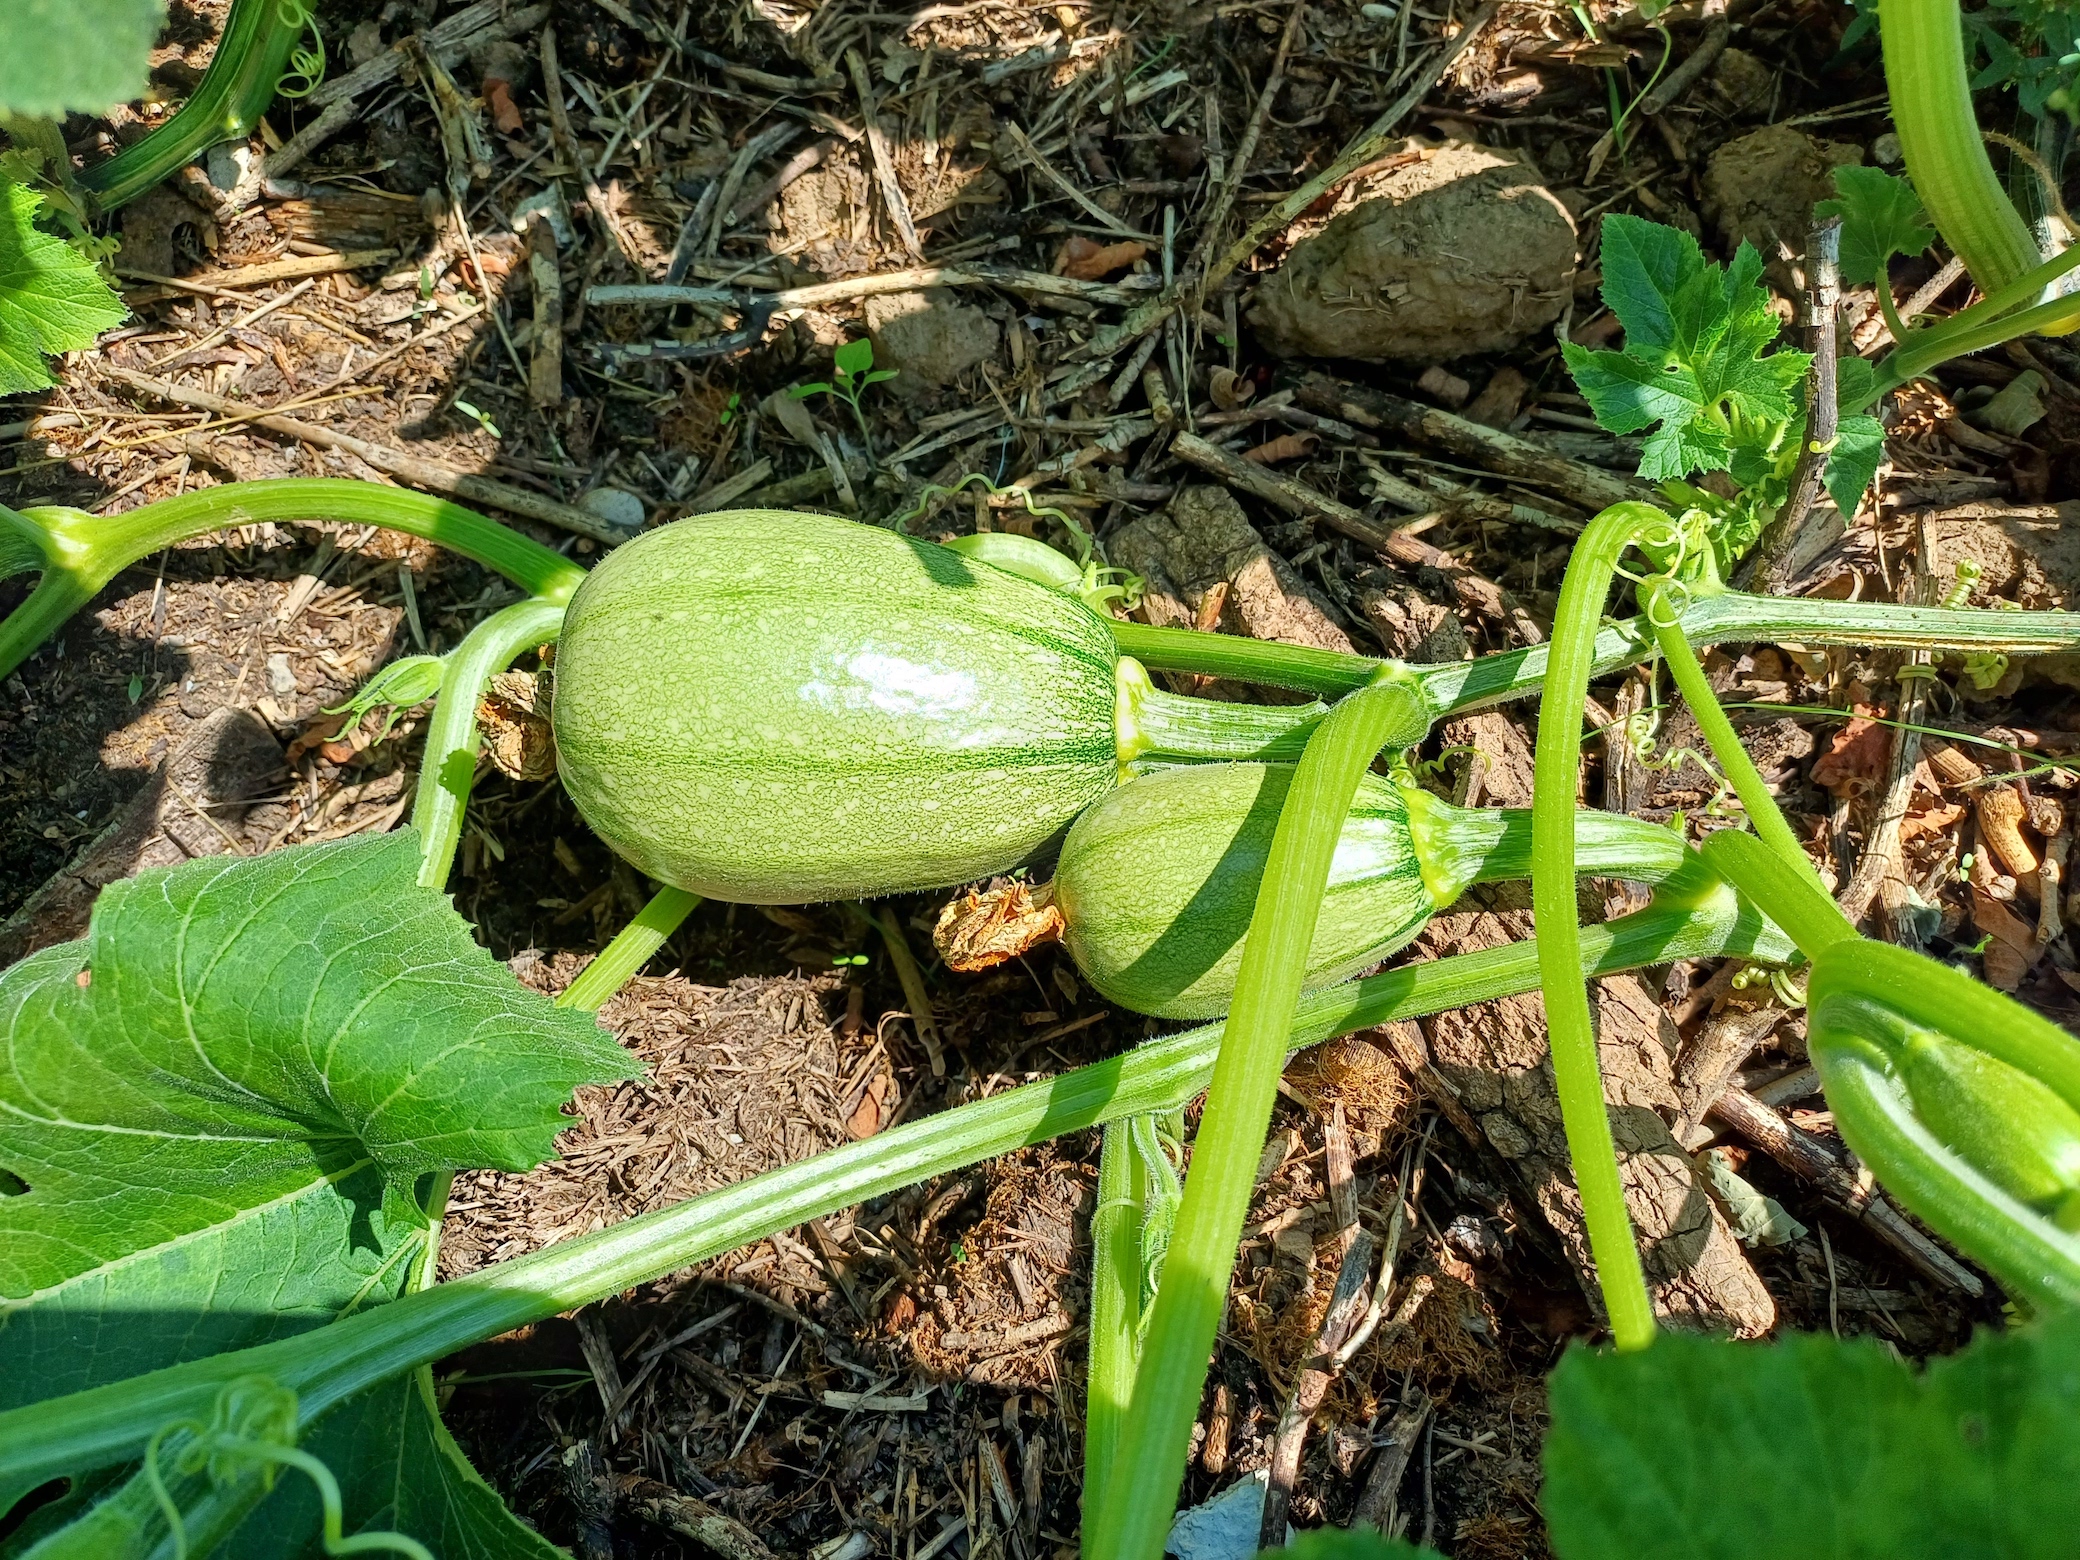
[551,510,1122,903]
[1051,762,1689,1019]
[1053,763,1453,1020]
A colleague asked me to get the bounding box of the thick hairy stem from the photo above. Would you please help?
[0,480,586,683]
[1092,670,1436,1560]
[0,875,1793,1503]
[1083,1119,1146,1538]
[1879,0,2045,298]
[1113,595,2080,712]
[411,598,568,889]
[76,0,308,213]
[1115,657,1326,764]
[1531,502,1669,1353]
[557,887,703,1012]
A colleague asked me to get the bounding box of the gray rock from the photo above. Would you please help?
[580,486,646,531]
[862,288,998,390]
[1249,140,1577,364]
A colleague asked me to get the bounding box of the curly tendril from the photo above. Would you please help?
[143,1377,433,1560]
[273,0,327,98]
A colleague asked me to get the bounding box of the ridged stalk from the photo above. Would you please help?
[0,877,1794,1504]
[1084,1120,1147,1537]
[76,0,310,214]
[0,479,585,683]
[1530,503,1670,1353]
[1880,0,2045,297]
[411,598,568,889]
[557,887,703,1012]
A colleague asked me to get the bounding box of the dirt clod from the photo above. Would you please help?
[1702,124,1864,290]
[862,288,1000,390]
[1250,140,1577,364]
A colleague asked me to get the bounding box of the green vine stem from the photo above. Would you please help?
[1091,668,1437,1560]
[1115,657,1326,764]
[1531,501,1670,1354]
[1878,0,2047,301]
[1114,594,2080,716]
[1808,942,2080,1309]
[1,479,586,683]
[75,0,310,214]
[0,884,1793,1502]
[410,598,567,890]
[557,887,704,1012]
[1083,1119,1147,1537]
[1645,584,1821,882]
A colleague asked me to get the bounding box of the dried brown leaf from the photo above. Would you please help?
[1054,234,1146,280]
[1243,430,1318,464]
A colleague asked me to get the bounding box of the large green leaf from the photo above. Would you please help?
[0,0,165,119]
[0,831,636,1402]
[1544,1311,2080,1559]
[0,182,127,394]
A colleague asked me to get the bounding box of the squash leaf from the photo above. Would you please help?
[1562,214,1810,482]
[0,0,165,119]
[1816,165,1936,290]
[1544,1310,2080,1559]
[0,181,126,394]
[0,830,636,1405]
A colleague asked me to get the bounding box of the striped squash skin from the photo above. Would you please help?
[1054,763,1441,1020]
[551,511,1121,904]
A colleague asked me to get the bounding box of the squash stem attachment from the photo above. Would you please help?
[411,597,568,889]
[0,478,586,684]
[1091,666,1436,1560]
[1531,501,1670,1355]
[0,881,1790,1499]
[558,887,704,1013]
[1114,656,1326,766]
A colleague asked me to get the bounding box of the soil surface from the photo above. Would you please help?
[8,0,2080,1554]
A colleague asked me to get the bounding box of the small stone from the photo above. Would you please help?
[1417,365,1472,408]
[266,653,298,696]
[579,487,645,530]
[1873,131,1903,166]
[204,141,257,196]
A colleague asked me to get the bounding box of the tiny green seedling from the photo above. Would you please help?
[452,399,501,439]
[717,390,742,428]
[790,336,897,448]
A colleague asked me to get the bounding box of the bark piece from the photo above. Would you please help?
[1403,889,1777,1336]
[1438,711,1537,809]
[0,707,283,969]
[1111,484,1356,656]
